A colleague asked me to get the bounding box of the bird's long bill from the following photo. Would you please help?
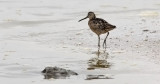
[78,16,88,22]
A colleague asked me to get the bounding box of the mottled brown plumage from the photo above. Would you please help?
[79,12,116,50]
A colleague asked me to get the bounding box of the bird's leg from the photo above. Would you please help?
[98,35,100,50]
[97,35,100,57]
[97,48,100,58]
[103,32,109,49]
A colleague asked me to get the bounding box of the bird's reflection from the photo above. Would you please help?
[87,50,111,70]
[86,75,113,80]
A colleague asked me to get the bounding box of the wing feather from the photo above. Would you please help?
[90,18,115,30]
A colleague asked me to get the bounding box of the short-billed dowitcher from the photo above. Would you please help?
[79,12,116,50]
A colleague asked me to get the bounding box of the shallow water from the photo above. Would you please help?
[0,0,160,84]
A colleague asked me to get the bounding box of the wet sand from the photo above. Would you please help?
[0,0,160,84]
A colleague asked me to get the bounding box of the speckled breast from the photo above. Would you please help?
[88,21,107,35]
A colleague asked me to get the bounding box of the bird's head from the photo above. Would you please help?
[78,12,96,22]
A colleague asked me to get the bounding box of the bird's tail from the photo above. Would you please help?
[112,25,116,28]
[107,24,116,31]
[110,25,116,29]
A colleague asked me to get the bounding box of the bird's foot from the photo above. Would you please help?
[97,51,100,57]
[103,40,106,49]
[98,44,100,49]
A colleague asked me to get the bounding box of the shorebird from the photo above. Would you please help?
[79,12,116,50]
